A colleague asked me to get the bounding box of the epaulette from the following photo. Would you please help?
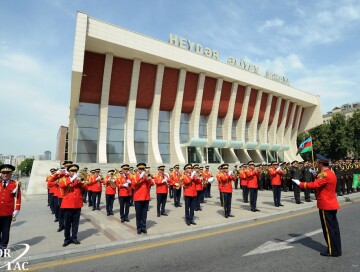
[318,171,327,179]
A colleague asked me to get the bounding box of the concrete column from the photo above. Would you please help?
[207,78,223,142]
[236,86,251,141]
[189,73,205,139]
[148,64,165,163]
[292,106,304,160]
[268,97,282,146]
[276,100,290,145]
[258,94,273,144]
[223,82,238,146]
[170,68,187,164]
[124,58,141,163]
[247,90,263,142]
[283,103,297,161]
[97,53,114,163]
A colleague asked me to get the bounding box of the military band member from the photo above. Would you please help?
[87,169,95,207]
[128,167,135,206]
[0,164,21,254]
[194,164,204,211]
[269,161,284,207]
[217,165,223,207]
[89,168,102,211]
[302,161,314,201]
[59,164,87,247]
[199,166,206,204]
[202,165,213,198]
[81,167,88,203]
[290,161,303,204]
[116,164,132,223]
[182,164,198,225]
[246,161,260,212]
[46,168,56,214]
[133,163,154,234]
[154,165,169,217]
[170,164,182,207]
[233,165,239,189]
[168,167,174,199]
[239,164,249,203]
[217,164,236,218]
[292,154,342,257]
[103,170,116,216]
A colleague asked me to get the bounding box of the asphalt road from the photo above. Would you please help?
[29,200,360,272]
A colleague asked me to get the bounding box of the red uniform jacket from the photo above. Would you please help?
[170,171,182,189]
[217,172,235,193]
[49,172,68,199]
[202,171,212,188]
[116,174,133,197]
[154,173,169,194]
[47,175,56,194]
[87,174,94,192]
[239,170,248,187]
[300,168,340,210]
[132,173,153,201]
[59,177,85,209]
[89,175,103,193]
[269,167,283,186]
[246,169,259,189]
[103,175,117,195]
[183,173,197,197]
[195,173,204,191]
[0,180,21,216]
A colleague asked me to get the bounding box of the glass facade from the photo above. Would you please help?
[216,118,224,139]
[199,115,208,138]
[134,108,149,163]
[73,103,99,162]
[180,113,190,144]
[107,105,126,163]
[158,111,170,163]
[245,123,249,142]
[231,120,237,140]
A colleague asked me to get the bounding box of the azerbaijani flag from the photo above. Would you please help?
[297,137,312,155]
[353,174,360,188]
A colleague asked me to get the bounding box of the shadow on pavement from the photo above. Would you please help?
[16,236,46,247]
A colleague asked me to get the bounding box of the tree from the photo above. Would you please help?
[18,158,34,176]
[347,109,360,158]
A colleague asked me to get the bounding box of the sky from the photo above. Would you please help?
[1,0,360,157]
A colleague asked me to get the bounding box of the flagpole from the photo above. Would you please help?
[310,135,315,169]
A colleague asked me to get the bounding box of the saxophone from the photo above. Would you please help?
[107,172,117,189]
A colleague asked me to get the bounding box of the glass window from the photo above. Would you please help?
[134,120,149,131]
[134,131,148,142]
[161,155,170,163]
[77,128,98,141]
[107,153,124,163]
[159,111,170,120]
[135,108,149,120]
[216,118,223,139]
[76,103,100,115]
[180,133,189,144]
[107,141,124,154]
[158,121,170,132]
[108,117,125,130]
[136,154,148,163]
[134,142,148,155]
[108,105,126,118]
[76,115,99,128]
[159,143,170,154]
[158,132,170,143]
[77,153,97,163]
[232,120,237,140]
[107,129,124,142]
[77,140,98,154]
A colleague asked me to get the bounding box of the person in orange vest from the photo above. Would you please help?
[246,162,260,212]
[89,169,103,211]
[116,164,133,223]
[239,163,249,203]
[132,163,154,234]
[269,161,285,207]
[170,164,182,207]
[59,164,87,247]
[217,164,236,218]
[103,170,116,216]
[182,163,199,226]
[292,154,342,257]
[46,168,56,214]
[0,164,21,254]
[154,165,169,217]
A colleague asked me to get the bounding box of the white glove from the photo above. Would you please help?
[276,167,281,171]
[123,183,129,188]
[162,179,168,183]
[175,183,179,187]
[70,174,78,182]
[140,171,145,179]
[292,179,300,186]
[191,171,197,179]
[96,177,101,181]
[126,179,132,184]
[13,210,19,218]
[228,171,233,176]
[309,168,317,177]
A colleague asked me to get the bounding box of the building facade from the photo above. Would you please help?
[323,102,359,123]
[69,12,323,164]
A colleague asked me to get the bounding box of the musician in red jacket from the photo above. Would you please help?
[182,163,199,226]
[89,169,103,211]
[292,154,342,257]
[154,165,169,217]
[246,161,260,212]
[269,161,285,207]
[46,168,56,214]
[217,164,236,218]
[59,164,87,247]
[103,170,116,216]
[0,164,21,254]
[239,164,249,203]
[116,164,133,223]
[132,163,154,234]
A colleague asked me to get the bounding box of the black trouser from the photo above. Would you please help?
[53,196,59,220]
[88,190,93,206]
[174,188,182,207]
[157,193,167,215]
[135,201,149,231]
[242,186,249,203]
[196,190,203,209]
[223,192,232,216]
[258,178,264,190]
[346,175,353,193]
[200,188,205,203]
[304,182,311,201]
[63,208,81,243]
[293,184,301,203]
[0,216,12,249]
[319,210,342,256]
[47,189,51,206]
[92,191,101,208]
[273,185,282,206]
[58,198,65,228]
[219,190,223,206]
[249,188,258,210]
[205,183,212,197]
[119,196,131,220]
[234,178,239,189]
[49,192,55,213]
[282,178,288,192]
[169,187,174,198]
[264,179,270,190]
[105,194,115,214]
[184,196,196,223]
[82,189,88,202]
